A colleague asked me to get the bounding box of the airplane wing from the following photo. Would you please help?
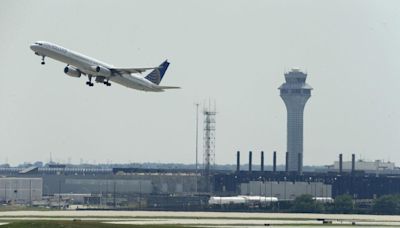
[111,67,158,75]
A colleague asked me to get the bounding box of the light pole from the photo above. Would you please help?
[306,182,308,195]
[284,177,287,200]
[139,180,142,209]
[58,180,61,209]
[270,179,273,203]
[263,177,267,200]
[4,181,7,204]
[195,103,199,193]
[29,180,32,206]
[314,181,317,199]
[314,179,317,211]
[113,181,116,208]
[14,190,17,204]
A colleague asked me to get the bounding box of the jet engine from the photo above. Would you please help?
[64,66,81,78]
[93,65,112,77]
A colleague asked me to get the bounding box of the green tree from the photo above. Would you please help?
[292,194,324,213]
[373,195,400,215]
[334,194,353,213]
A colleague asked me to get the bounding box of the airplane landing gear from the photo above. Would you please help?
[41,56,45,65]
[86,75,94,87]
[104,80,111,86]
[86,81,94,87]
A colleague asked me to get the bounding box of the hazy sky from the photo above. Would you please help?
[1,0,400,166]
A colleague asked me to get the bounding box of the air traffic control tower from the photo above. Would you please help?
[279,69,312,172]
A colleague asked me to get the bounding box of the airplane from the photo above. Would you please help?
[30,41,179,92]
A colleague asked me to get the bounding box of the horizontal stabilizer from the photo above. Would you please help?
[159,86,180,89]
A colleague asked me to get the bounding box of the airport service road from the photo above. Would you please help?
[0,211,400,227]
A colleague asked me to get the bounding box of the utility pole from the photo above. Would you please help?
[4,181,7,204]
[29,180,32,207]
[195,103,199,193]
[58,180,61,209]
[113,181,116,208]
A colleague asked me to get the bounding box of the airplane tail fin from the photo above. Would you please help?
[145,60,170,85]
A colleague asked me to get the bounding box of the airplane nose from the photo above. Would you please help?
[30,44,36,51]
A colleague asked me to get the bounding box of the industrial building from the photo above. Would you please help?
[0,150,399,210]
[0,177,42,204]
[331,159,395,172]
[213,151,400,201]
[0,167,206,209]
[240,181,332,200]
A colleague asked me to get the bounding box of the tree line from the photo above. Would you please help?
[286,194,400,214]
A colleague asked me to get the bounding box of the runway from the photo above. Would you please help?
[0,211,399,227]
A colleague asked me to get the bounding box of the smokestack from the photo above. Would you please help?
[249,151,252,172]
[273,151,277,172]
[261,151,264,172]
[236,151,240,172]
[351,154,355,173]
[285,152,289,172]
[339,154,343,173]
[297,153,302,174]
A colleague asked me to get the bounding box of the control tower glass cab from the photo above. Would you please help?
[279,69,312,172]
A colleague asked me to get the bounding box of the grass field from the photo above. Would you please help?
[2,221,190,228]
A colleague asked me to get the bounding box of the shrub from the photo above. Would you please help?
[292,194,324,213]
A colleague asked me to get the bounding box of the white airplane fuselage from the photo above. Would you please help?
[30,41,170,92]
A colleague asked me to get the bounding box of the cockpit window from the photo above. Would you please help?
[34,42,42,46]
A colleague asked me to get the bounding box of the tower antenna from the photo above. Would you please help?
[203,100,216,192]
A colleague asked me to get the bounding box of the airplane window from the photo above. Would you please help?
[35,42,42,46]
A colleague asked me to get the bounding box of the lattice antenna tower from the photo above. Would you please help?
[203,101,216,177]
